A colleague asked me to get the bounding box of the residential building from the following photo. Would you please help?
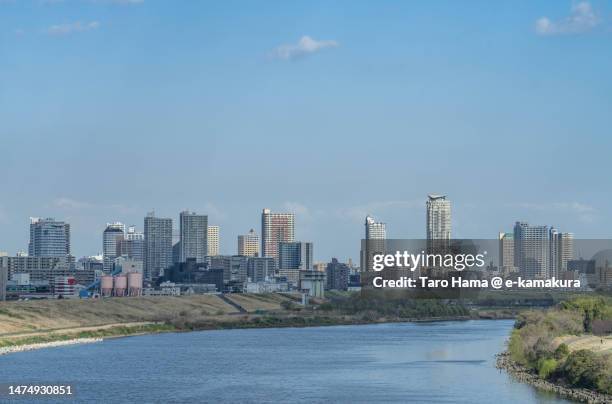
[179,210,208,263]
[277,268,301,287]
[426,194,451,252]
[278,242,313,270]
[144,212,173,281]
[326,258,349,290]
[313,262,327,272]
[549,229,573,276]
[261,208,294,260]
[103,222,125,272]
[28,217,70,258]
[207,225,219,256]
[238,229,259,257]
[498,232,516,273]
[247,256,276,282]
[513,222,550,279]
[361,215,386,272]
[118,226,145,263]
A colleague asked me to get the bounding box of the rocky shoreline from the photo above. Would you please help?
[0,338,103,356]
[496,351,611,403]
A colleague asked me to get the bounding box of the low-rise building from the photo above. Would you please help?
[277,269,301,287]
[143,281,181,296]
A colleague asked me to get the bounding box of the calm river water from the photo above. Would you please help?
[0,320,573,403]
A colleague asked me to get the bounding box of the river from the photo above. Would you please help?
[0,320,573,403]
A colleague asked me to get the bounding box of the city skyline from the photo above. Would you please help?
[2,1,611,260]
[2,199,588,265]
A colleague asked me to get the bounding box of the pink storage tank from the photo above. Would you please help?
[100,275,113,297]
[114,274,127,297]
[127,272,143,297]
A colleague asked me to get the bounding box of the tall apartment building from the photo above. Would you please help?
[361,215,386,272]
[28,217,71,258]
[514,222,550,279]
[426,194,451,252]
[261,209,294,260]
[238,229,259,257]
[103,222,125,272]
[498,232,515,271]
[549,228,574,278]
[118,226,145,263]
[144,212,173,281]
[179,211,208,263]
[278,241,313,270]
[207,225,219,256]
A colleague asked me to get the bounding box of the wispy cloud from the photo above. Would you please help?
[535,1,599,35]
[47,21,100,36]
[272,35,339,60]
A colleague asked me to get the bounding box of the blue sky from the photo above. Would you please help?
[1,0,611,262]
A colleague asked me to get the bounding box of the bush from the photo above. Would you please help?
[280,300,297,311]
[562,350,607,390]
[537,358,558,379]
[554,343,569,359]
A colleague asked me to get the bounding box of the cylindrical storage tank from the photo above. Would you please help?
[114,275,127,297]
[127,272,143,297]
[100,276,113,297]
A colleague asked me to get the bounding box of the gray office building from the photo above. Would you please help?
[144,212,173,281]
[179,211,208,263]
[28,217,70,258]
[278,242,313,270]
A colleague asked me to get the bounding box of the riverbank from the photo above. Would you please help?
[1,293,521,352]
[0,337,103,356]
[497,351,611,403]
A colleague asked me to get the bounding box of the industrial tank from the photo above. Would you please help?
[114,274,127,297]
[127,272,143,297]
[100,275,113,297]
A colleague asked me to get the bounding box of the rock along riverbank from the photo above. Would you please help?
[496,351,611,404]
[0,338,103,356]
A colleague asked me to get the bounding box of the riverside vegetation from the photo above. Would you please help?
[0,292,479,350]
[506,296,612,396]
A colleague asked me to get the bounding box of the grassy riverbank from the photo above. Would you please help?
[504,296,612,397]
[0,292,502,349]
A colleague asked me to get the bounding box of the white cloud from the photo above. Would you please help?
[535,2,599,35]
[47,21,100,36]
[272,35,339,60]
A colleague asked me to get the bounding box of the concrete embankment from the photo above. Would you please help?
[496,351,611,404]
[0,338,103,356]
